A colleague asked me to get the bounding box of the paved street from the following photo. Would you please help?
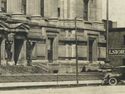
[0,86,125,94]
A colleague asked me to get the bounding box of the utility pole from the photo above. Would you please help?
[75,17,79,85]
[106,0,109,62]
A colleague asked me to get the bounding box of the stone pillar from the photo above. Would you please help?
[31,42,37,60]
[7,33,15,65]
[42,27,48,60]
[53,36,58,61]
[27,0,41,16]
[26,40,32,66]
[11,39,15,63]
[64,0,68,19]
[87,0,96,21]
[7,0,22,14]
[71,30,76,60]
[42,27,47,37]
[72,44,76,58]
[1,39,6,65]
[66,44,69,60]
[60,0,75,19]
[60,0,64,19]
[96,0,102,21]
[0,0,2,12]
[66,30,69,60]
[93,38,98,61]
[69,0,76,19]
[71,30,75,39]
[44,0,58,18]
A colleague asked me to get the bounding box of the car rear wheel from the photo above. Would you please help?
[108,78,118,85]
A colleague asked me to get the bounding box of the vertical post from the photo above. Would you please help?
[106,0,109,61]
[75,17,79,85]
[0,39,1,65]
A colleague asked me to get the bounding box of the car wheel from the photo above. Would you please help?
[108,77,118,85]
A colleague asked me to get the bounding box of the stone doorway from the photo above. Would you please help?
[88,37,97,62]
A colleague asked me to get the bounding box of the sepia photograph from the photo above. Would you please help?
[0,0,124,94]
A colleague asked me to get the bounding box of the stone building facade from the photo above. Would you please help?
[0,0,106,72]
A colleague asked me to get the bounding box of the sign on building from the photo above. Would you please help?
[109,49,125,55]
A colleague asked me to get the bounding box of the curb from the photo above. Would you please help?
[0,80,103,90]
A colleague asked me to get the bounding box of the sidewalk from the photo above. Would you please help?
[0,80,103,89]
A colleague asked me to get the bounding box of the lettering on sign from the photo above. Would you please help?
[109,49,125,55]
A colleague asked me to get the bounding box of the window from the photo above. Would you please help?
[1,0,7,12]
[89,39,94,61]
[41,0,44,17]
[48,38,54,63]
[84,0,89,20]
[21,0,26,14]
[58,7,60,17]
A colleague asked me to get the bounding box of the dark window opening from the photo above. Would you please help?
[41,0,44,17]
[98,43,106,47]
[84,0,89,20]
[1,0,7,12]
[48,38,54,63]
[89,39,94,62]
[58,7,60,17]
[22,0,26,14]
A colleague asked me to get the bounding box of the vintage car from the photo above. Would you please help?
[84,63,112,72]
[103,66,125,85]
[85,63,100,72]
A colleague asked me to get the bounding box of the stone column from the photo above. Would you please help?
[88,0,96,21]
[42,27,48,60]
[64,0,68,19]
[71,30,76,60]
[7,33,15,65]
[72,44,76,58]
[0,0,2,12]
[7,0,22,14]
[66,30,69,60]
[51,0,58,18]
[60,0,64,19]
[27,0,41,16]
[61,0,76,19]
[53,36,58,61]
[66,44,69,60]
[96,0,102,21]
[42,27,47,37]
[69,0,76,19]
[93,38,98,61]
[1,39,6,65]
[26,40,32,66]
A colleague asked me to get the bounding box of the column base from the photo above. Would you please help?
[8,61,15,66]
[16,60,27,66]
[1,60,7,66]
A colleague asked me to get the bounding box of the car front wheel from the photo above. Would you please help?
[108,77,118,85]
